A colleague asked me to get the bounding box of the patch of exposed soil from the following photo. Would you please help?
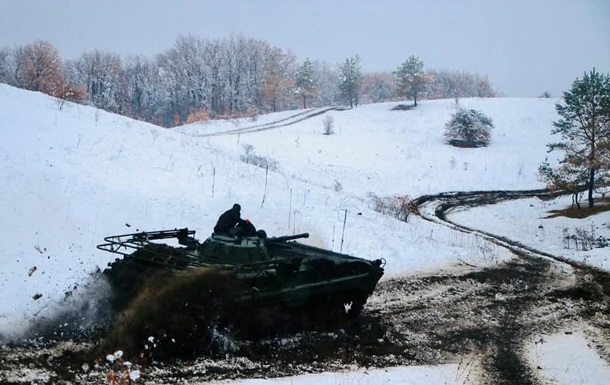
[545,197,610,218]
[2,257,609,385]
[391,104,416,111]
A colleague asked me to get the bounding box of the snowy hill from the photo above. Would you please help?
[177,97,560,197]
[1,84,609,383]
[0,84,588,333]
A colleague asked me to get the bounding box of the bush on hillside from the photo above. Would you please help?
[368,193,419,222]
[443,108,494,147]
[240,144,279,171]
[322,115,334,135]
[185,108,210,124]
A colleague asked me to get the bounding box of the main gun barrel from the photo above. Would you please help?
[268,232,310,243]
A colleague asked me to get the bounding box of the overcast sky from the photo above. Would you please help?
[1,0,609,97]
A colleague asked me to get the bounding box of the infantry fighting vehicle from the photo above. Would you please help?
[97,227,385,325]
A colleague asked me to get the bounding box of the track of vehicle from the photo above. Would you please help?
[190,106,347,137]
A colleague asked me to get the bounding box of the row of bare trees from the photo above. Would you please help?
[0,37,497,126]
[0,40,87,103]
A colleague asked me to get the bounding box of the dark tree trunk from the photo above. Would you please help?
[572,192,581,209]
[587,140,596,208]
[588,168,595,208]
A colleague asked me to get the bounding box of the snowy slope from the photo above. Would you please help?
[1,84,609,384]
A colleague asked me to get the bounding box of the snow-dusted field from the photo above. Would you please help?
[1,84,608,384]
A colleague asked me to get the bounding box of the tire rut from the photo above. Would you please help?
[191,106,347,137]
[413,188,610,384]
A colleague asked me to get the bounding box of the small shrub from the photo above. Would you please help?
[562,223,608,251]
[596,236,610,248]
[391,104,415,111]
[333,179,343,192]
[444,108,494,147]
[367,193,419,222]
[474,237,498,263]
[239,145,279,171]
[54,84,87,110]
[214,108,259,121]
[322,115,334,135]
[449,156,456,169]
[242,143,254,155]
[185,108,210,124]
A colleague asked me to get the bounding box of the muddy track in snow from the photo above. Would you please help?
[410,188,610,384]
[1,189,610,384]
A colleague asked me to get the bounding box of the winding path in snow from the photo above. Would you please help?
[410,189,610,384]
[413,188,602,271]
[190,106,347,137]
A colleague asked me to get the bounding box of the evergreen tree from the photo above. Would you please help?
[294,58,315,108]
[394,55,427,106]
[338,55,362,108]
[539,69,610,208]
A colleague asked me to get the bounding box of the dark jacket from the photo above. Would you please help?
[214,206,245,234]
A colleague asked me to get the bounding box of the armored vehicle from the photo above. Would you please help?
[98,227,385,325]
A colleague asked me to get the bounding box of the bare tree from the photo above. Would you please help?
[123,55,164,124]
[312,60,339,107]
[261,45,296,112]
[66,50,126,113]
[427,70,496,100]
[0,47,17,86]
[14,40,65,96]
[359,72,397,104]
[156,35,207,124]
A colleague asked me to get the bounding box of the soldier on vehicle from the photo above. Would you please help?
[214,203,247,235]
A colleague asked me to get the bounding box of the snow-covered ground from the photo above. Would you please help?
[1,84,608,384]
